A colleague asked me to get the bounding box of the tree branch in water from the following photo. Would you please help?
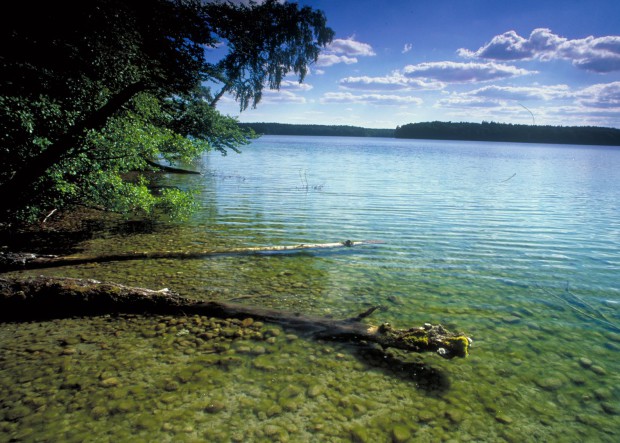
[0,276,471,359]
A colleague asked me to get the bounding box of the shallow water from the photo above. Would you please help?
[1,136,619,442]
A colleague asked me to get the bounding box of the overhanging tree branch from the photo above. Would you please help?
[210,84,230,108]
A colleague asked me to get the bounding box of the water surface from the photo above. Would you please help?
[1,136,619,442]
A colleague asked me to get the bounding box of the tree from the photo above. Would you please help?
[0,0,334,223]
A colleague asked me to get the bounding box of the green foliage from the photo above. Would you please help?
[206,0,334,110]
[165,86,258,156]
[0,0,333,223]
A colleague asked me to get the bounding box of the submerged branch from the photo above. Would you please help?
[0,276,471,359]
[1,240,383,271]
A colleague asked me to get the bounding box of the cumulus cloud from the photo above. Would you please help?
[339,74,445,91]
[278,80,313,92]
[260,89,306,104]
[465,84,572,101]
[576,81,620,108]
[316,37,375,67]
[459,28,620,73]
[316,54,358,67]
[328,38,376,56]
[402,43,413,54]
[435,81,620,116]
[320,92,422,106]
[436,95,504,108]
[402,61,535,83]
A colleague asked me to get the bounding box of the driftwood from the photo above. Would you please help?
[144,158,201,174]
[0,276,471,359]
[0,240,381,271]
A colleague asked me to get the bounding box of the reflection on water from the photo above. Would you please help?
[1,136,619,441]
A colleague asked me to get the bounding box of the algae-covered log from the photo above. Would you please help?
[0,276,471,359]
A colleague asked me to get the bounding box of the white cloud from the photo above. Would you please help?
[339,74,445,91]
[466,84,572,101]
[316,54,358,67]
[320,92,423,106]
[260,89,306,104]
[436,94,504,108]
[402,43,413,54]
[402,61,535,83]
[459,28,620,73]
[576,81,620,108]
[278,80,313,91]
[316,37,375,67]
[328,37,376,56]
[433,81,620,124]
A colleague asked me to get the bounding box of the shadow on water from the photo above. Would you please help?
[0,219,106,256]
[0,208,167,257]
[352,345,451,396]
[107,219,160,236]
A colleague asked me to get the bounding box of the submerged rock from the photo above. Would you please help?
[391,425,411,443]
[204,400,226,413]
[350,425,371,443]
[6,405,32,421]
[90,406,108,420]
[590,365,607,376]
[535,376,565,391]
[307,384,324,398]
[601,402,618,415]
[495,414,513,425]
[100,377,120,388]
[577,357,593,369]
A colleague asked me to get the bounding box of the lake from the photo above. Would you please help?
[1,135,619,442]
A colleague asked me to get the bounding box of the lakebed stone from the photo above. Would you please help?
[535,376,566,391]
[495,414,513,425]
[391,424,411,443]
[100,377,120,388]
[600,402,618,415]
[204,400,226,413]
[6,405,32,421]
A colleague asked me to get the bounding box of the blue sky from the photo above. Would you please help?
[216,0,620,128]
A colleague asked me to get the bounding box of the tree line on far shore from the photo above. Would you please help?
[237,123,395,138]
[239,121,620,147]
[396,121,620,146]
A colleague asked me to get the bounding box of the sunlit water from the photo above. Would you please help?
[1,136,619,442]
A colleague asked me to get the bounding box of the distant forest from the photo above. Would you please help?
[238,122,394,138]
[395,121,620,146]
[238,121,620,146]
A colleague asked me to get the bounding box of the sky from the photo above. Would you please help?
[215,0,620,129]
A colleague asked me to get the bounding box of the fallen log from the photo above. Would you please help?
[144,158,201,174]
[0,276,471,359]
[0,240,381,271]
